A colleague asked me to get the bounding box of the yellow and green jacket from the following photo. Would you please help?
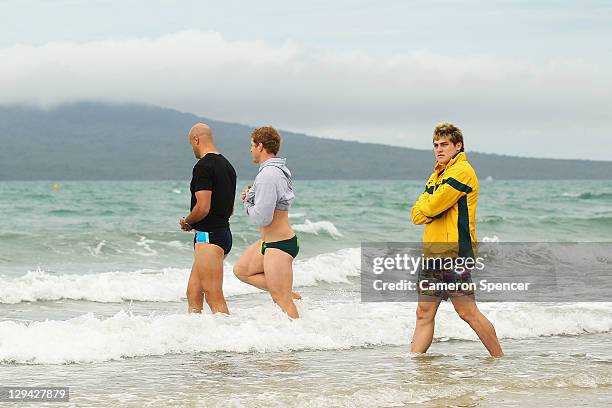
[411,151,478,258]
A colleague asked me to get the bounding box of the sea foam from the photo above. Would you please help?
[0,302,610,364]
[0,248,360,304]
[293,219,343,238]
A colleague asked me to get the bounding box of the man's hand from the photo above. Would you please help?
[179,217,192,231]
[241,185,252,202]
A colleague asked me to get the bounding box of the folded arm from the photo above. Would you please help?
[413,176,473,218]
[244,182,278,227]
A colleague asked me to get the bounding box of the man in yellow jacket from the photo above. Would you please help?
[411,122,503,357]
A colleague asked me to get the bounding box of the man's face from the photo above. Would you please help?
[433,137,461,165]
[250,139,262,163]
[189,134,199,158]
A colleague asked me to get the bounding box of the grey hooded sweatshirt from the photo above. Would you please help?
[244,157,295,226]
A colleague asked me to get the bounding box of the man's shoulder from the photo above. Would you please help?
[194,157,220,182]
[254,166,284,187]
[259,165,283,177]
[449,159,476,176]
[193,157,212,171]
[208,154,236,171]
[197,153,230,168]
[217,154,236,173]
[445,161,478,188]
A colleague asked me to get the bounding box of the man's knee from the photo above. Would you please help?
[202,284,224,302]
[200,278,222,295]
[415,304,437,322]
[454,304,478,322]
[233,262,247,279]
[186,282,202,300]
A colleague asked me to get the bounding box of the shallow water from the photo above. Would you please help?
[3,332,611,407]
[1,180,611,406]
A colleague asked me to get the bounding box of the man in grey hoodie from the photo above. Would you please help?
[234,126,301,318]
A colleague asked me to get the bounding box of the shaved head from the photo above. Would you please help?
[189,123,213,143]
[188,123,219,159]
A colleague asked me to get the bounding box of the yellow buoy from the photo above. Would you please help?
[52,183,61,191]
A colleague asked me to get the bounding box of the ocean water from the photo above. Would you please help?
[1,180,611,407]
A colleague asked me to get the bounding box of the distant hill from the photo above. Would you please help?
[1,102,611,180]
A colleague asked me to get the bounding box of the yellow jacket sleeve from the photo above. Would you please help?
[413,173,473,218]
[411,192,432,224]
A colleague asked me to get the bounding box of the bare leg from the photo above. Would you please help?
[411,297,442,353]
[234,240,301,299]
[195,242,229,314]
[452,296,504,357]
[233,240,268,290]
[264,248,299,318]
[186,260,204,313]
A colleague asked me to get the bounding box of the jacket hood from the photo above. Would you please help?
[259,157,292,179]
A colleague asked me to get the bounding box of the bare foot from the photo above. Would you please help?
[291,291,302,300]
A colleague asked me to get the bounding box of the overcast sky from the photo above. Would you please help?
[1,0,611,160]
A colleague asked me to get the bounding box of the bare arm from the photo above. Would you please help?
[184,190,212,227]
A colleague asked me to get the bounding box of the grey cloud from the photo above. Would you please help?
[0,31,610,159]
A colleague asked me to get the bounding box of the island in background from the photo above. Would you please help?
[1,102,610,180]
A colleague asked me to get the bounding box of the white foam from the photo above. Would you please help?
[0,302,610,364]
[134,236,158,256]
[85,240,107,257]
[293,219,343,238]
[158,240,189,249]
[0,248,361,304]
[288,212,306,219]
[227,383,481,406]
[0,267,202,304]
[439,302,612,341]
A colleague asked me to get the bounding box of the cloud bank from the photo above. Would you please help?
[1,31,610,159]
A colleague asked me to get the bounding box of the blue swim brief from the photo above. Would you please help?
[193,227,232,255]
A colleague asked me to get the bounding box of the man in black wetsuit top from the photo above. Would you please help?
[180,123,237,314]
